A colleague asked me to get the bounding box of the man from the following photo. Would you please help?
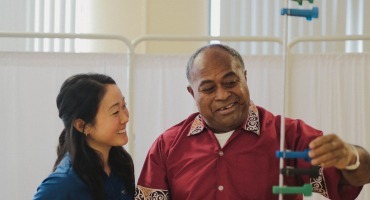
[135,44,370,199]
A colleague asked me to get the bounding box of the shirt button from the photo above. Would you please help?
[218,185,224,191]
[219,151,224,156]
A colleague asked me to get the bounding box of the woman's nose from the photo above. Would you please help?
[120,110,129,124]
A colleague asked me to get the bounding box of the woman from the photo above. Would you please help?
[33,73,135,200]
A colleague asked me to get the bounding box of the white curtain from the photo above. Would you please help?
[0,52,369,199]
[288,54,370,199]
[0,52,129,200]
[132,54,197,176]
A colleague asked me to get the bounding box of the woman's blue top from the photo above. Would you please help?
[33,155,133,200]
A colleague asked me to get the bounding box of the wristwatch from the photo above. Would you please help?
[344,145,360,170]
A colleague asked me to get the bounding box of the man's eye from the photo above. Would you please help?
[200,87,215,93]
[224,80,238,88]
[113,111,119,115]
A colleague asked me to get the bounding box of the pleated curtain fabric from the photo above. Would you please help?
[1,52,369,200]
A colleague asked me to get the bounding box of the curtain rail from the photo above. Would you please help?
[0,32,133,52]
[131,35,283,52]
[288,35,370,52]
[2,32,369,53]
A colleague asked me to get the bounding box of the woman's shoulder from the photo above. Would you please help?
[33,156,90,199]
[33,172,90,199]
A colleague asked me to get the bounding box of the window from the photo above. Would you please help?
[210,0,369,54]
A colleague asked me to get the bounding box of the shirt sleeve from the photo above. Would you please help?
[135,135,170,200]
[312,167,362,199]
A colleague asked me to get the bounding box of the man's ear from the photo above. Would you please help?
[187,86,194,98]
[73,118,86,133]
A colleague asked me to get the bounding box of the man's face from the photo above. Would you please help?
[187,47,250,133]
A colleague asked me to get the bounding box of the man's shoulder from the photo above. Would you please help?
[256,105,322,136]
[162,113,199,135]
[255,105,279,125]
[156,112,199,143]
[256,105,275,117]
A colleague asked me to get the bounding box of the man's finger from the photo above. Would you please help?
[309,134,337,149]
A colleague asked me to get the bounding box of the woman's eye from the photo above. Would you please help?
[113,111,119,115]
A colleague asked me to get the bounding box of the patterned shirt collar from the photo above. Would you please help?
[188,101,260,136]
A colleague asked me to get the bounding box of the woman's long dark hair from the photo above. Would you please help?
[54,73,134,200]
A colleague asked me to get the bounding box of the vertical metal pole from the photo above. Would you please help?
[127,47,136,159]
[279,0,290,199]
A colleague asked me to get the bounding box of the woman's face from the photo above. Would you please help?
[86,84,129,153]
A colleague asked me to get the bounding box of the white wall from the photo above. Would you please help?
[75,0,209,53]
